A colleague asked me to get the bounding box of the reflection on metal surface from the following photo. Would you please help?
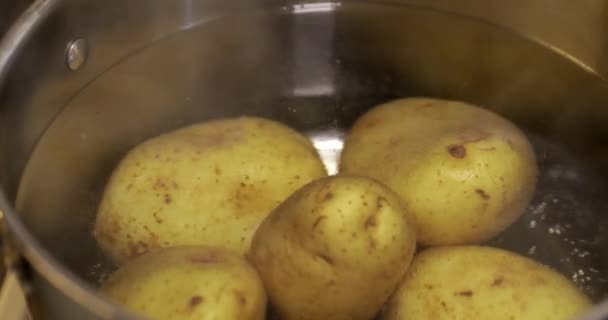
[309,128,344,175]
[65,39,88,71]
[0,271,32,320]
[291,2,341,14]
[401,0,607,77]
[291,2,336,97]
[0,0,60,84]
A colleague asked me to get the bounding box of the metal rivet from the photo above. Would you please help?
[65,38,88,71]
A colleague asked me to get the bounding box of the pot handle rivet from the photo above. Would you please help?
[65,38,88,71]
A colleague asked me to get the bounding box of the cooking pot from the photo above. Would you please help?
[2,0,608,319]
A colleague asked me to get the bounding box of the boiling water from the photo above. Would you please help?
[83,109,608,301]
[16,1,608,312]
[310,127,608,300]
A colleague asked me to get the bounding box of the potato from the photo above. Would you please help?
[94,117,326,263]
[340,98,538,246]
[101,246,266,320]
[383,246,592,320]
[250,175,416,320]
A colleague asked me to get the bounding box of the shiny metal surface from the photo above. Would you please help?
[0,2,24,36]
[65,38,89,71]
[0,0,61,84]
[398,0,608,77]
[0,1,132,319]
[3,0,608,319]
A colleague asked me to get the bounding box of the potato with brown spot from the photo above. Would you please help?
[101,246,266,320]
[250,175,416,320]
[95,117,326,263]
[341,98,538,246]
[382,246,591,320]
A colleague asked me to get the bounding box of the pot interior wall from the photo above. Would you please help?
[8,1,608,303]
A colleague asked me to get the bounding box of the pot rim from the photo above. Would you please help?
[0,0,607,319]
[0,1,138,318]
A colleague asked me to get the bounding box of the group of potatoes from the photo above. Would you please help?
[94,98,592,320]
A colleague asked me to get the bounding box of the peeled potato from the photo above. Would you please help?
[94,117,326,263]
[101,246,266,320]
[383,246,591,320]
[250,175,416,320]
[341,98,537,246]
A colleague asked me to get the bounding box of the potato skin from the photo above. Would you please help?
[341,98,538,246]
[101,246,266,320]
[95,117,326,263]
[383,246,592,320]
[250,175,416,320]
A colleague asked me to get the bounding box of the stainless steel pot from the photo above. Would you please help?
[2,0,608,319]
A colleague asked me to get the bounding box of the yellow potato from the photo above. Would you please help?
[250,175,416,320]
[94,117,326,263]
[101,246,266,320]
[341,98,537,246]
[383,246,592,320]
